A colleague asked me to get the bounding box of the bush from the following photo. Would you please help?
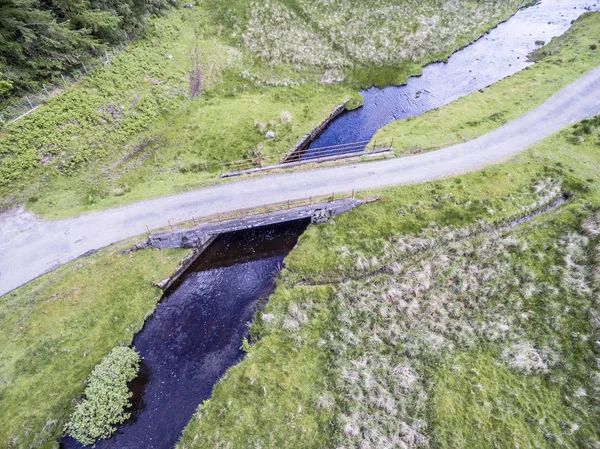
[64,346,140,446]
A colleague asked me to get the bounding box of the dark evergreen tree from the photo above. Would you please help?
[0,0,169,96]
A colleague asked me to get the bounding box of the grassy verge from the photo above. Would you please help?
[177,115,600,448]
[0,240,188,448]
[373,12,600,155]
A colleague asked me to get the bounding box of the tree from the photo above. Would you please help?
[0,0,169,96]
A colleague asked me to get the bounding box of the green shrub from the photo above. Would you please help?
[64,346,140,446]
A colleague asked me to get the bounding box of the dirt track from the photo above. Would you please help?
[2,65,600,297]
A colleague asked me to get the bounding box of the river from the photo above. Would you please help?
[60,220,309,449]
[303,0,599,158]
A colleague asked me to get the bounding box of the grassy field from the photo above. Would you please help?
[0,240,188,448]
[0,1,530,219]
[373,12,600,155]
[177,114,600,447]
[214,0,533,86]
[0,7,355,219]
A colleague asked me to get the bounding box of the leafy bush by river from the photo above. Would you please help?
[65,347,140,446]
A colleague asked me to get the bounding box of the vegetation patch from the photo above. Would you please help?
[430,351,589,449]
[65,347,140,446]
[215,0,533,86]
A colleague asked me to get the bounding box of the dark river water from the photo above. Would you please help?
[60,220,309,449]
[303,0,599,157]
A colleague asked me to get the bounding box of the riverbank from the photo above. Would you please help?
[0,238,188,447]
[373,11,600,155]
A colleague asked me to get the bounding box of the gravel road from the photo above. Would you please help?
[2,65,600,296]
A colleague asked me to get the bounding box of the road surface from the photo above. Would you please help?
[2,65,600,296]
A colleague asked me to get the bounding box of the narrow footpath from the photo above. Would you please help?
[2,65,600,296]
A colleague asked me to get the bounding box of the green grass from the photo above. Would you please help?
[25,82,353,219]
[430,350,594,449]
[210,0,533,87]
[373,12,600,155]
[0,240,188,448]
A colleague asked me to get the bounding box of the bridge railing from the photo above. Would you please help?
[220,138,394,174]
[154,190,357,234]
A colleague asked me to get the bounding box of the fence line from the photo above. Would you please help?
[149,190,357,235]
[0,45,125,125]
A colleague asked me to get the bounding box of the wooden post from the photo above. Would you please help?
[25,96,33,109]
[331,192,335,201]
[168,220,174,231]
[60,74,67,86]
[218,212,221,224]
[105,50,111,66]
[352,189,355,199]
[42,84,49,95]
[192,217,197,226]
[146,225,151,235]
[82,63,88,75]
